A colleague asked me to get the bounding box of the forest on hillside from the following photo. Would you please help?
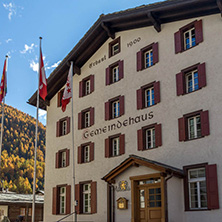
[0,104,45,194]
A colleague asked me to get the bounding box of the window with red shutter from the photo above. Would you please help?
[79,75,95,98]
[137,42,159,71]
[55,149,70,168]
[78,107,95,129]
[56,117,70,137]
[106,60,124,85]
[78,142,94,164]
[109,37,120,57]
[137,81,160,110]
[176,63,206,96]
[57,89,64,107]
[174,20,203,54]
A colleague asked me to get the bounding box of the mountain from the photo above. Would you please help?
[0,104,45,194]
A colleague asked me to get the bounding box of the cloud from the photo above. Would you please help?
[30,60,39,73]
[39,109,46,118]
[46,60,61,70]
[20,43,36,54]
[3,2,16,20]
[5,39,12,43]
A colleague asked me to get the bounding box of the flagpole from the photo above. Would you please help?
[32,37,42,222]
[70,61,77,222]
[0,55,8,170]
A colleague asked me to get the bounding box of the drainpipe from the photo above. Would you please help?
[107,183,115,222]
[165,173,173,222]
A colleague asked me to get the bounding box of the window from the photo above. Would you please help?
[55,149,70,168]
[28,208,32,216]
[137,42,158,71]
[106,60,124,85]
[105,95,124,120]
[105,134,125,158]
[79,75,94,97]
[20,208,26,216]
[78,107,94,129]
[183,164,219,211]
[57,88,65,107]
[59,187,66,214]
[176,63,206,96]
[109,37,120,57]
[174,20,203,53]
[78,142,94,164]
[56,117,70,137]
[137,81,160,110]
[178,110,209,141]
[52,184,71,215]
[75,181,97,214]
[137,123,162,151]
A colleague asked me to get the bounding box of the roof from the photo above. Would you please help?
[0,193,44,204]
[102,154,184,183]
[28,0,221,110]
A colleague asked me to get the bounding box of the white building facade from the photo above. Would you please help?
[29,0,222,221]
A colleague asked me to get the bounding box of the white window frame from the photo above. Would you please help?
[184,27,196,50]
[145,87,154,107]
[112,42,119,55]
[61,151,66,167]
[83,145,90,163]
[188,168,207,209]
[112,65,119,83]
[59,187,66,214]
[61,120,67,136]
[112,137,120,156]
[83,183,91,213]
[85,79,90,95]
[144,49,153,68]
[145,128,155,149]
[84,111,90,128]
[186,69,199,93]
[188,115,201,139]
[112,100,120,119]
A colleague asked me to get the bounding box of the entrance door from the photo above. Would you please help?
[138,182,162,222]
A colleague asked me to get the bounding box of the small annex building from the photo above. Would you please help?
[29,0,222,221]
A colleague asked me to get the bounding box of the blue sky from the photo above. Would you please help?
[0,0,162,125]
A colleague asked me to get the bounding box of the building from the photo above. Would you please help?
[0,191,44,222]
[28,0,222,221]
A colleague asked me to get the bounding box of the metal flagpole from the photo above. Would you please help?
[0,55,8,170]
[70,61,77,222]
[32,37,42,222]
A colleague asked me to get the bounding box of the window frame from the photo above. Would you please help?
[78,142,94,164]
[59,186,66,214]
[57,88,65,107]
[56,117,70,137]
[109,37,120,57]
[55,148,70,169]
[79,75,94,98]
[78,107,94,130]
[83,183,91,214]
[106,60,124,85]
[145,127,155,149]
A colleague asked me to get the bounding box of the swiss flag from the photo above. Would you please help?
[62,62,73,112]
[39,47,47,100]
[0,57,7,103]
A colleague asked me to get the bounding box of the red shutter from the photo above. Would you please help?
[201,110,210,136]
[119,96,125,116]
[119,60,124,80]
[198,63,206,89]
[106,67,110,85]
[176,72,185,96]
[67,117,71,134]
[90,107,95,126]
[195,20,203,44]
[91,181,97,214]
[174,30,182,54]
[66,185,71,214]
[52,187,58,215]
[90,142,94,161]
[137,88,143,110]
[57,91,62,107]
[66,149,70,167]
[78,112,82,129]
[154,81,160,104]
[105,101,110,121]
[137,129,144,151]
[137,51,142,71]
[119,134,125,155]
[183,169,189,211]
[75,184,80,214]
[90,75,95,93]
[79,81,83,97]
[206,164,219,209]
[78,146,82,164]
[152,42,159,64]
[178,117,186,141]
[55,152,59,168]
[56,121,60,137]
[155,124,162,147]
[105,138,110,157]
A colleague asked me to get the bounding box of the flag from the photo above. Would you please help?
[0,57,7,103]
[62,63,73,112]
[39,47,47,100]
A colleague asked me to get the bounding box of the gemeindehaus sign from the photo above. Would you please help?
[83,111,153,139]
